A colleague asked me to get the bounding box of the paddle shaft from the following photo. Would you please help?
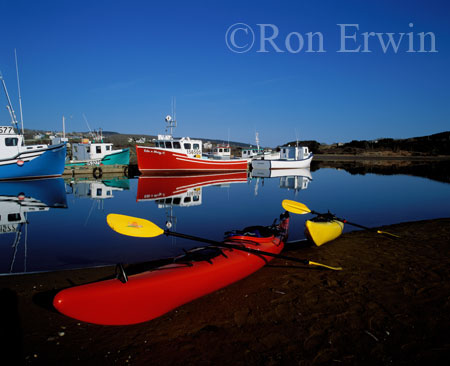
[164,230,312,265]
[309,210,372,231]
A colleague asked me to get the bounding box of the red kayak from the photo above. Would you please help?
[53,214,290,325]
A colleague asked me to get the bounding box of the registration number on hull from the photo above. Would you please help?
[0,126,14,134]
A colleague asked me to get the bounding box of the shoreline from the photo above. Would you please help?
[1,218,449,365]
[313,154,450,161]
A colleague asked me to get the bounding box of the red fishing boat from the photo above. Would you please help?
[136,115,248,175]
[53,214,289,325]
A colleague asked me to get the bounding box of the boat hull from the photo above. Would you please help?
[136,146,248,174]
[0,143,66,180]
[305,219,344,246]
[53,216,289,325]
[251,155,313,170]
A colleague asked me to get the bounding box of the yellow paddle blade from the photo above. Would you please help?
[308,261,343,271]
[282,199,312,215]
[106,214,164,238]
[377,230,400,238]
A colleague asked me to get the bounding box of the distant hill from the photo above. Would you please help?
[285,131,450,157]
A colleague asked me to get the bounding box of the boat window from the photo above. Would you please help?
[106,146,111,151]
[8,213,21,222]
[225,148,229,152]
[219,149,223,153]
[5,138,18,147]
[193,196,200,202]
[97,188,102,196]
[184,197,191,203]
[165,141,172,149]
[87,147,90,153]
[74,146,78,153]
[173,197,181,205]
[184,143,191,149]
[173,141,181,149]
[193,143,200,149]
[96,146,102,154]
[107,190,111,196]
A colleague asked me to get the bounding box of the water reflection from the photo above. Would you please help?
[137,172,248,228]
[0,178,67,273]
[251,168,312,195]
[312,159,450,184]
[136,172,248,206]
[0,162,449,275]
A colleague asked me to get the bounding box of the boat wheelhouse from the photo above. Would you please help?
[212,144,231,159]
[136,115,248,174]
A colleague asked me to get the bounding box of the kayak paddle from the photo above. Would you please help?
[107,214,342,271]
[282,199,400,238]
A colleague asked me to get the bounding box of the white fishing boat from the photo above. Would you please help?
[0,66,66,180]
[67,129,129,167]
[251,145,313,170]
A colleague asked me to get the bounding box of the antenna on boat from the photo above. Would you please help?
[0,71,19,130]
[82,113,95,140]
[14,49,24,135]
[165,97,177,136]
[255,132,260,151]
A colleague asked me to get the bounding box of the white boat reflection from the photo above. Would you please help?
[67,177,130,200]
[0,178,67,273]
[251,168,312,195]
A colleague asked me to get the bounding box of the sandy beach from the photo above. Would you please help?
[1,218,449,365]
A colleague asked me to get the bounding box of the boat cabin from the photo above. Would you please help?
[241,148,264,159]
[0,198,48,233]
[72,141,115,162]
[212,145,231,159]
[153,135,203,158]
[155,190,202,208]
[280,145,311,160]
[0,127,47,160]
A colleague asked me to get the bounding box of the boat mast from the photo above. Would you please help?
[15,49,24,135]
[165,97,177,137]
[0,72,19,130]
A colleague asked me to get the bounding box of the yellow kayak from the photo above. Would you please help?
[305,219,344,246]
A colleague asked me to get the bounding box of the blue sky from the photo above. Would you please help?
[0,0,449,146]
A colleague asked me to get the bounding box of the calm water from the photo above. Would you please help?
[1,166,450,275]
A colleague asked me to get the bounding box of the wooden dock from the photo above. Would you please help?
[63,164,130,178]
